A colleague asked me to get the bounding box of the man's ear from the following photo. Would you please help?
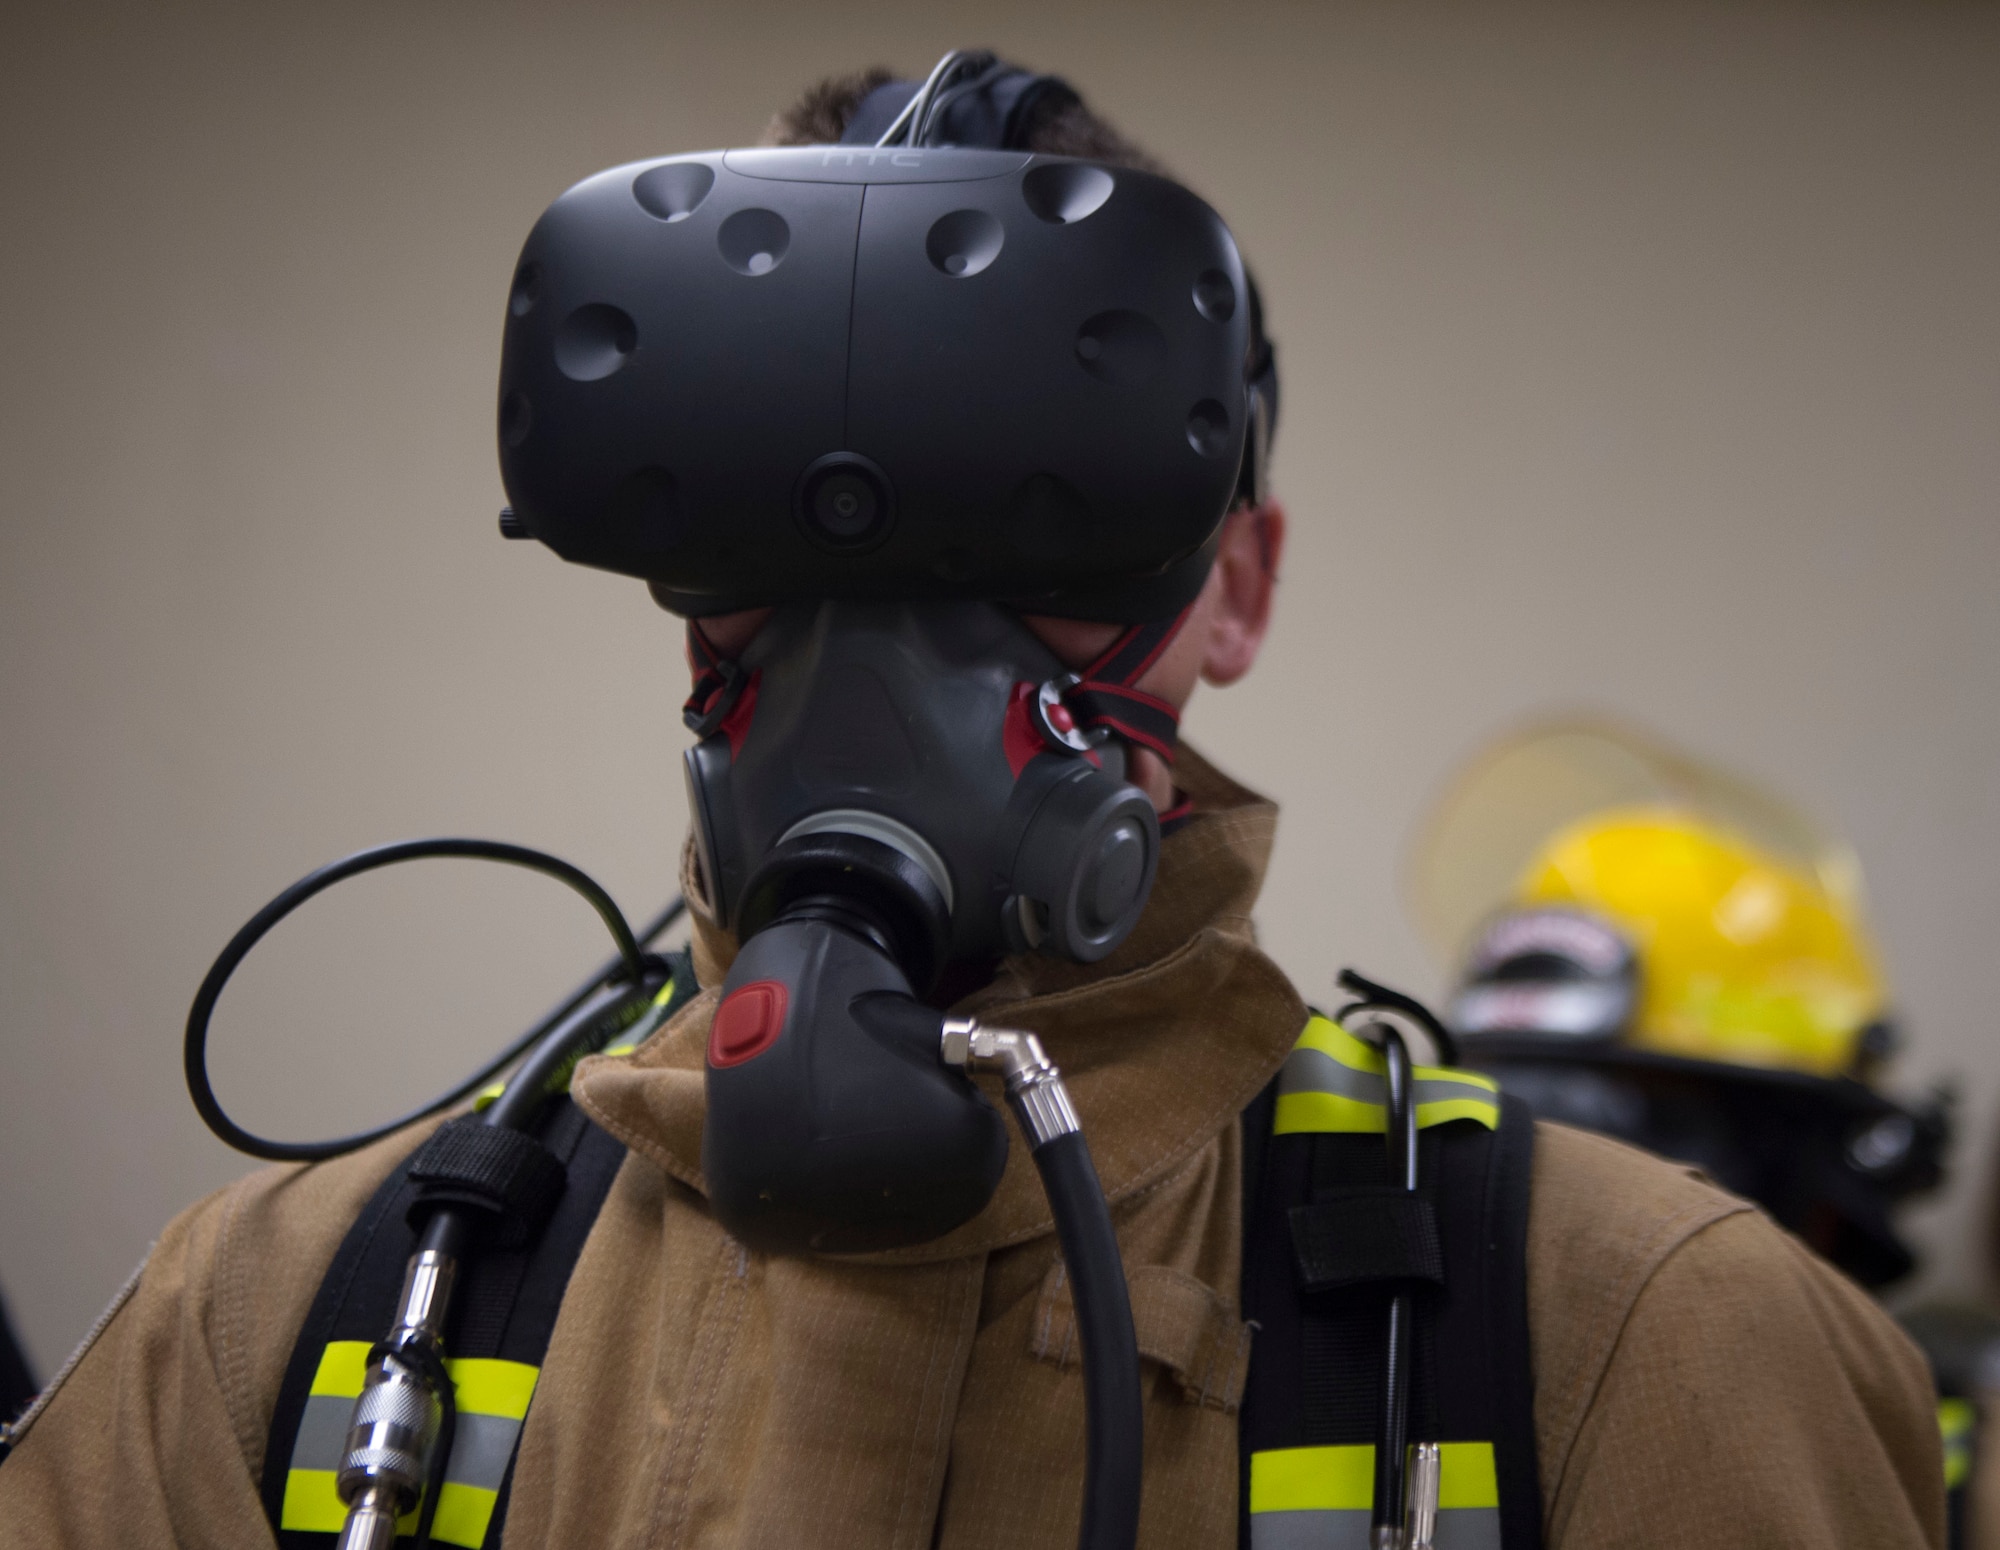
[1201,499,1286,687]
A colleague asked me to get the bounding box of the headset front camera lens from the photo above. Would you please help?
[816,475,875,537]
[797,454,895,552]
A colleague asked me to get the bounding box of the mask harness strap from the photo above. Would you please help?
[682,622,750,737]
[1039,603,1194,767]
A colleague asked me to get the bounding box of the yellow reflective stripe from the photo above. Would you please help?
[280,1471,500,1549]
[299,1342,537,1418]
[280,1467,349,1533]
[1248,1442,1498,1513]
[1415,1097,1502,1129]
[307,1340,371,1398]
[1294,1018,1499,1091]
[1941,1398,1975,1490]
[1436,1441,1500,1508]
[426,1482,503,1548]
[448,1357,539,1420]
[1250,1444,1374,1511]
[1274,1088,1500,1136]
[1296,1017,1385,1072]
[1274,1091,1386,1135]
[1275,1017,1500,1135]
[283,1351,530,1544]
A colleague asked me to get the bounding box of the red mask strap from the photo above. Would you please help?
[1056,602,1195,765]
[682,622,750,737]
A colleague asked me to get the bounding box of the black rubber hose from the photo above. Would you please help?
[1030,1129,1142,1550]
[482,979,650,1133]
[183,833,683,1160]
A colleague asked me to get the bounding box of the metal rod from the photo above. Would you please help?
[1372,1025,1418,1550]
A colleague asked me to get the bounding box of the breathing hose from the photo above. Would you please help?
[943,1019,1143,1550]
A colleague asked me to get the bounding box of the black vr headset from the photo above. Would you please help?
[495,51,1277,622]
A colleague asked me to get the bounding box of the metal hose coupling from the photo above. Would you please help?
[940,1018,1081,1149]
[1402,1442,1442,1550]
[333,1245,459,1550]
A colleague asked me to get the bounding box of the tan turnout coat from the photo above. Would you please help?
[0,751,1946,1547]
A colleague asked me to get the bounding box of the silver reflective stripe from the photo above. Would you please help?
[1279,1046,1499,1111]
[1251,1507,1371,1550]
[1251,1508,1501,1550]
[288,1386,524,1489]
[290,1392,355,1470]
[1434,1508,1502,1549]
[445,1410,524,1492]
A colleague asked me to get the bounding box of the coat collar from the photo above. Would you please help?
[572,744,1305,1261]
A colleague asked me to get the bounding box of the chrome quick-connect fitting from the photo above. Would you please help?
[940,1018,1081,1149]
[1403,1442,1442,1550]
[333,1245,459,1550]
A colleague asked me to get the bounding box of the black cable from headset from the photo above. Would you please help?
[184,837,685,1162]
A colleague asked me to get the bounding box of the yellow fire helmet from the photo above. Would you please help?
[1412,719,1886,1078]
[1509,806,1884,1076]
[1412,719,1946,1288]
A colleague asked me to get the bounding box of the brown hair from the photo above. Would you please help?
[761,66,1169,176]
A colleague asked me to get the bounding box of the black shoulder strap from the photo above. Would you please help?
[1484,1095,1543,1549]
[1239,1088,1542,1548]
[1240,1072,1280,1247]
[260,1099,628,1549]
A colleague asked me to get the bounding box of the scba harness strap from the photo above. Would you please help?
[260,1099,627,1550]
[264,1015,1543,1549]
[1241,1017,1543,1550]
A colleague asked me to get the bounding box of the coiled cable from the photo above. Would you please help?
[184,837,683,1161]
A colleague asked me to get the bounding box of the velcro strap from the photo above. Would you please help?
[1289,1188,1444,1294]
[406,1116,567,1249]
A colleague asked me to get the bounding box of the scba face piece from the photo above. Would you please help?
[497,146,1254,620]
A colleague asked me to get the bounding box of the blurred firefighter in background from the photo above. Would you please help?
[1413,719,1997,1547]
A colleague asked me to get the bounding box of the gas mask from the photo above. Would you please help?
[686,599,1180,1253]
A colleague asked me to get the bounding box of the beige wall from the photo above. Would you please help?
[3,0,1996,1375]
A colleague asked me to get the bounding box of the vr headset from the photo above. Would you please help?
[495,60,1275,622]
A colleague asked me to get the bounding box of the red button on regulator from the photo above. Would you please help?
[708,980,789,1068]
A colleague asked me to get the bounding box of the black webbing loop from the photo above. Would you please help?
[405,1117,566,1250]
[1289,1188,1445,1295]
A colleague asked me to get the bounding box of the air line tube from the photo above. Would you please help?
[942,1020,1143,1550]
